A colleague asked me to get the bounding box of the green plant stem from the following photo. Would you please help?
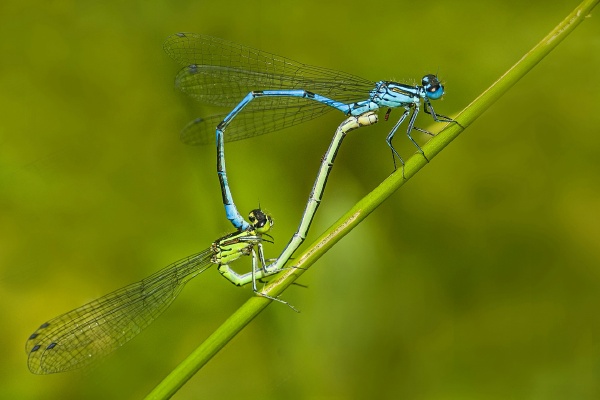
[145,1,599,398]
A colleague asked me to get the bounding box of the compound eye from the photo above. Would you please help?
[422,74,444,100]
[427,82,441,93]
[248,209,261,226]
[248,209,273,231]
[422,74,438,88]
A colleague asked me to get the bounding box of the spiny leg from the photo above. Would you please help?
[386,108,410,176]
[423,100,464,128]
[250,248,299,312]
[404,103,430,163]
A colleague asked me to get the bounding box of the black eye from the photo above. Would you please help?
[427,83,440,93]
[248,209,268,228]
[422,74,439,87]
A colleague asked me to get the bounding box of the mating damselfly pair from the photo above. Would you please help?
[26,33,460,374]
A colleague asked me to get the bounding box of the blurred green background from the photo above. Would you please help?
[2,1,599,399]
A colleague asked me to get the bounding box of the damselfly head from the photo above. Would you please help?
[248,209,274,233]
[422,74,444,100]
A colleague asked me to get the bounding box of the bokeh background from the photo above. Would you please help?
[2,1,600,399]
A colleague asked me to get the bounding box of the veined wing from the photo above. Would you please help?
[181,99,336,145]
[164,33,375,107]
[26,250,213,374]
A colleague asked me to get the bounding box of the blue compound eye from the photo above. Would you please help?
[422,74,444,100]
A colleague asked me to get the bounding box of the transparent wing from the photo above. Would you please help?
[164,33,376,142]
[26,250,213,374]
[181,100,335,145]
[163,33,375,106]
